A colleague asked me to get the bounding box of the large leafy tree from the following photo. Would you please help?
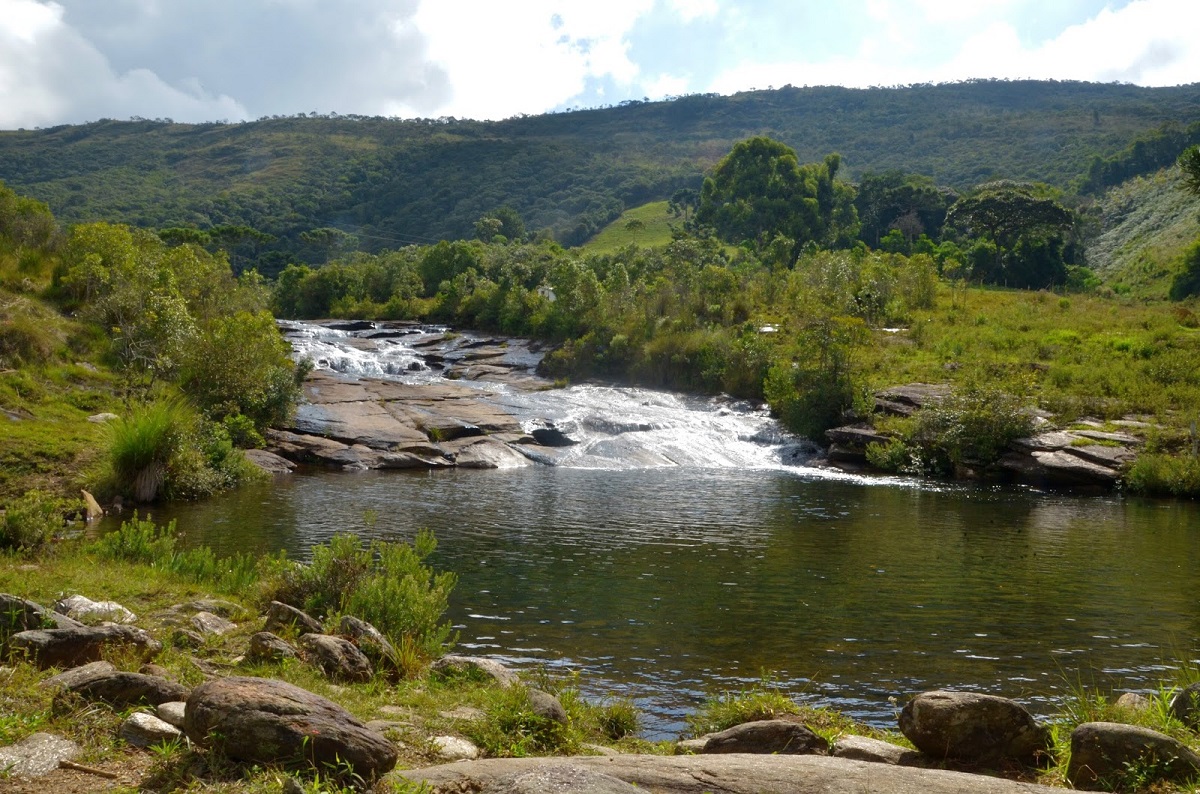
[694,137,858,262]
[945,181,1074,288]
[854,171,955,247]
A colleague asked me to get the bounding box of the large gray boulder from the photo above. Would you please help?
[390,753,1065,793]
[701,720,828,755]
[8,624,161,669]
[263,600,323,636]
[61,671,188,707]
[899,690,1049,766]
[300,633,374,682]
[339,615,398,672]
[1169,682,1200,728]
[1068,721,1200,790]
[184,676,397,779]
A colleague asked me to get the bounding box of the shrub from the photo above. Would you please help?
[1125,454,1200,498]
[467,684,574,757]
[265,530,457,668]
[0,490,78,553]
[902,382,1035,473]
[106,399,192,502]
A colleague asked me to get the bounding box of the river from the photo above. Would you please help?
[122,321,1200,739]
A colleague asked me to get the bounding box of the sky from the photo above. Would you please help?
[0,0,1196,130]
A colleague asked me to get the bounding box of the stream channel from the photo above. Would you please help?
[118,321,1200,739]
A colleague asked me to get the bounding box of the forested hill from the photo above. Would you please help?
[1,79,1198,275]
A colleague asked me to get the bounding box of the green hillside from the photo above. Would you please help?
[1,80,1198,275]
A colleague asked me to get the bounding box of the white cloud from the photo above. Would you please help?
[412,0,654,119]
[707,0,1199,92]
[643,73,692,100]
[667,0,719,23]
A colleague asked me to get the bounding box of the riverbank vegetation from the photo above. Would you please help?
[4,520,1200,792]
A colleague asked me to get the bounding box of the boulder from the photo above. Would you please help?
[244,448,295,475]
[1067,721,1200,790]
[156,700,187,729]
[87,412,119,423]
[701,720,828,755]
[874,383,950,416]
[120,711,182,747]
[430,655,519,688]
[899,691,1049,766]
[190,611,236,636]
[832,735,925,766]
[481,764,640,794]
[529,689,569,725]
[300,633,374,682]
[433,735,481,761]
[246,631,299,664]
[9,624,161,669]
[263,600,323,636]
[37,660,116,691]
[54,594,137,624]
[391,753,1066,793]
[0,593,82,640]
[175,599,244,618]
[172,628,205,648]
[529,421,577,447]
[339,615,397,670]
[184,676,397,778]
[1169,682,1200,727]
[445,437,533,469]
[61,671,189,707]
[0,732,81,778]
[1114,692,1152,714]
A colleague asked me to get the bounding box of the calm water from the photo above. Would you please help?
[127,464,1200,739]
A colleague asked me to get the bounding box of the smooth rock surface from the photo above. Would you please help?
[529,688,569,725]
[701,720,828,755]
[433,735,480,761]
[185,676,397,778]
[899,690,1049,766]
[156,700,187,729]
[481,764,639,794]
[54,594,137,624]
[191,611,236,636]
[0,732,81,778]
[120,711,182,747]
[244,448,295,475]
[62,671,189,707]
[9,624,161,669]
[832,734,924,766]
[1068,721,1200,790]
[391,753,1064,793]
[37,660,116,690]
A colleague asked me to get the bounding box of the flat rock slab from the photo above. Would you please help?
[9,624,161,669]
[244,448,295,475]
[0,733,81,778]
[391,753,1064,793]
[63,671,189,707]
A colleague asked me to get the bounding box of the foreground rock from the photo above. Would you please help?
[1068,722,1200,790]
[832,735,926,766]
[0,594,82,639]
[1169,681,1200,727]
[899,690,1049,766]
[391,754,1063,793]
[120,712,183,747]
[482,765,639,794]
[0,733,81,778]
[184,676,397,779]
[8,624,161,669]
[701,720,828,755]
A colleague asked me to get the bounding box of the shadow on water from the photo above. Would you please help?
[120,465,1200,740]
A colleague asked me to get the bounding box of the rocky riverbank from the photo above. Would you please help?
[6,586,1200,792]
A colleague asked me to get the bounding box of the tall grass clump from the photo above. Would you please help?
[266,530,457,670]
[106,399,191,502]
[0,490,79,554]
[685,678,801,737]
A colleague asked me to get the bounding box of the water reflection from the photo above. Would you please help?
[126,466,1200,739]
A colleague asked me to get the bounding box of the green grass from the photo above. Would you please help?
[579,201,679,253]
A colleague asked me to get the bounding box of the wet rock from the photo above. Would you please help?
[185,676,397,778]
[263,601,323,636]
[481,765,640,794]
[1169,682,1200,727]
[244,448,295,475]
[9,624,161,669]
[430,655,519,688]
[1068,721,1200,790]
[120,711,182,747]
[300,633,374,682]
[832,735,925,766]
[62,671,189,707]
[37,660,116,691]
[433,735,480,761]
[702,720,828,755]
[899,690,1049,766]
[529,689,568,725]
[0,732,81,778]
[191,611,236,636]
[156,700,187,729]
[444,437,533,469]
[246,631,299,664]
[529,421,577,447]
[54,594,137,624]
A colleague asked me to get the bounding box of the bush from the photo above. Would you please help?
[467,684,574,757]
[901,382,1035,474]
[265,530,457,668]
[106,399,192,502]
[0,490,77,553]
[1125,453,1200,498]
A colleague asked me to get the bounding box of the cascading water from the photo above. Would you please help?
[279,319,839,475]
